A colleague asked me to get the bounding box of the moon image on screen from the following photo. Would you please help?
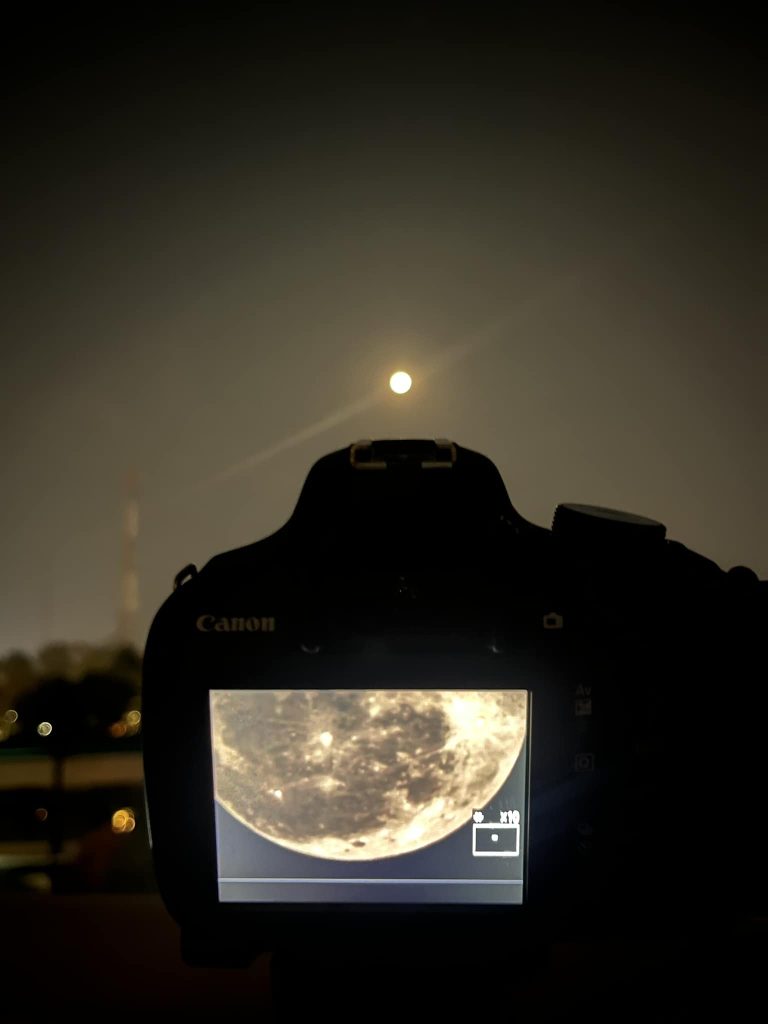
[210,689,527,861]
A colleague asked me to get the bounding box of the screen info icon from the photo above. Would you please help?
[471,810,521,857]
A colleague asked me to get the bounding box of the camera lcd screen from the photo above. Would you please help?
[210,690,529,904]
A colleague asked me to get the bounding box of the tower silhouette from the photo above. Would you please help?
[116,469,140,649]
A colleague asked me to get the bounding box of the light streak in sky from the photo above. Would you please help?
[194,277,580,491]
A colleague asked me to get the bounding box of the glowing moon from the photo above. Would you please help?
[211,690,527,861]
[389,370,412,394]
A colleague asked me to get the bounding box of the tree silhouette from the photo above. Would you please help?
[2,641,142,751]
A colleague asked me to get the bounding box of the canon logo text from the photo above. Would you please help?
[196,615,275,633]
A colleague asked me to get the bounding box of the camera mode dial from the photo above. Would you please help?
[552,503,666,548]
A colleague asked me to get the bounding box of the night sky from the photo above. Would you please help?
[2,6,766,656]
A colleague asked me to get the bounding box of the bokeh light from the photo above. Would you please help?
[111,808,136,834]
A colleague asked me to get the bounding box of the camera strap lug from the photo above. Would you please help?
[173,563,198,590]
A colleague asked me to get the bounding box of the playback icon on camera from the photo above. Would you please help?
[471,809,521,857]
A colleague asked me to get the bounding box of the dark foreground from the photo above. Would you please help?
[2,894,765,1022]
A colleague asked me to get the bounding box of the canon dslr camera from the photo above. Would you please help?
[142,439,766,968]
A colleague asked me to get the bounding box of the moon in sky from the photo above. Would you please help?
[389,370,412,394]
[210,690,527,861]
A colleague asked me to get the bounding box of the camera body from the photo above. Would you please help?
[142,440,766,967]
